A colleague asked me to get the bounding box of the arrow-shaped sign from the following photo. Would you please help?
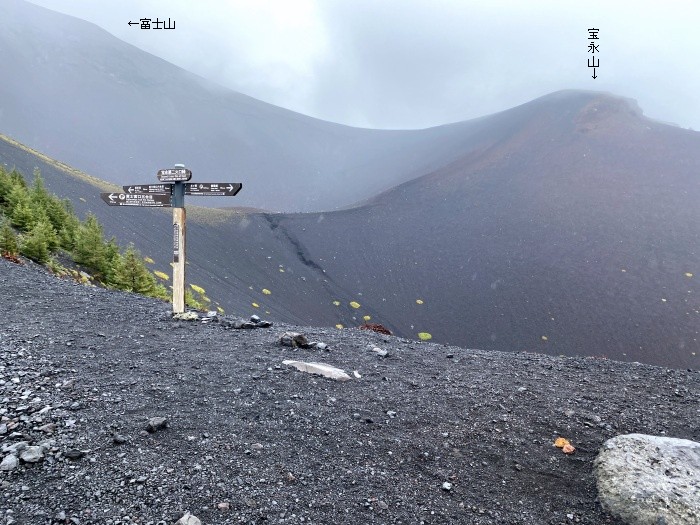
[101,192,172,207]
[123,184,172,194]
[184,182,242,196]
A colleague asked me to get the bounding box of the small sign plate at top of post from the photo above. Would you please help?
[157,168,192,182]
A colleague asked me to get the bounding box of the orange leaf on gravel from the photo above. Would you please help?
[554,437,569,448]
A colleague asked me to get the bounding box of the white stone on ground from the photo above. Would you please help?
[595,433,700,525]
[282,360,351,381]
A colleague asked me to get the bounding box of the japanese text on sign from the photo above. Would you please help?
[173,224,180,263]
[587,28,599,79]
[128,18,175,29]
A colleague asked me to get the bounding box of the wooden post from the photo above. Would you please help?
[172,181,186,313]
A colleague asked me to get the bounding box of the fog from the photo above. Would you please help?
[25,0,700,130]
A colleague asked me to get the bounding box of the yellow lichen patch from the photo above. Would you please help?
[416,299,424,305]
[265,311,270,314]
[252,302,260,308]
[418,332,432,341]
[541,335,548,341]
[554,437,570,448]
[349,301,361,309]
[335,324,344,329]
[170,262,175,268]
[216,306,225,314]
[363,315,371,321]
[685,272,694,278]
[332,300,340,306]
[154,271,169,281]
[79,197,86,202]
[190,284,206,295]
[279,268,285,273]
[143,256,155,264]
[262,288,271,295]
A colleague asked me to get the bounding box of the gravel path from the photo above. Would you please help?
[1,258,699,524]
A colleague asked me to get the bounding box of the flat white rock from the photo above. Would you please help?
[176,512,201,525]
[595,433,700,525]
[282,360,351,381]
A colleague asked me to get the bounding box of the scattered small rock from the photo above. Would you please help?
[176,512,201,525]
[19,446,44,463]
[64,449,85,460]
[0,454,19,471]
[442,482,453,491]
[279,332,311,348]
[113,434,128,445]
[146,417,168,433]
[173,311,199,321]
[370,347,388,357]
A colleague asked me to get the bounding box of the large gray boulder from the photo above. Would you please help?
[594,434,700,525]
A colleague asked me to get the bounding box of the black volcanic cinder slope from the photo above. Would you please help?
[1,257,699,524]
[269,92,700,369]
[2,91,698,370]
[1,0,523,213]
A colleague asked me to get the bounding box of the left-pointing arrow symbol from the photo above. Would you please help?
[109,193,117,202]
[128,186,135,193]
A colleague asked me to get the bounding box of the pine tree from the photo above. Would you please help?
[111,244,157,294]
[0,167,26,208]
[0,166,11,206]
[73,213,109,279]
[7,185,34,231]
[58,212,80,251]
[0,220,19,256]
[29,168,50,209]
[19,219,57,263]
[10,200,35,231]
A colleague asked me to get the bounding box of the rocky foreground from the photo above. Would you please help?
[1,258,699,524]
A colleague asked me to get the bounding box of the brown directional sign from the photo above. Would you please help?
[184,182,242,196]
[123,184,172,194]
[100,192,172,207]
[157,168,192,182]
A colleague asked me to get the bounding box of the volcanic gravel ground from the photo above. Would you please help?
[1,258,699,524]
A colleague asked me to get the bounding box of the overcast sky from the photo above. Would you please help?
[28,0,700,130]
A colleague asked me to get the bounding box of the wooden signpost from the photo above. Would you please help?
[101,164,242,314]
